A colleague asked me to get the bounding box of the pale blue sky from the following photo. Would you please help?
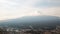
[0,0,60,20]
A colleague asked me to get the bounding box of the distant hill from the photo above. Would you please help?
[0,16,60,29]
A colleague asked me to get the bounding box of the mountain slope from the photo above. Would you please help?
[0,16,60,29]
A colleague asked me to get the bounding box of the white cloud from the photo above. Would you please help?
[0,0,60,20]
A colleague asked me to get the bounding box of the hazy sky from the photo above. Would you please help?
[0,0,60,20]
